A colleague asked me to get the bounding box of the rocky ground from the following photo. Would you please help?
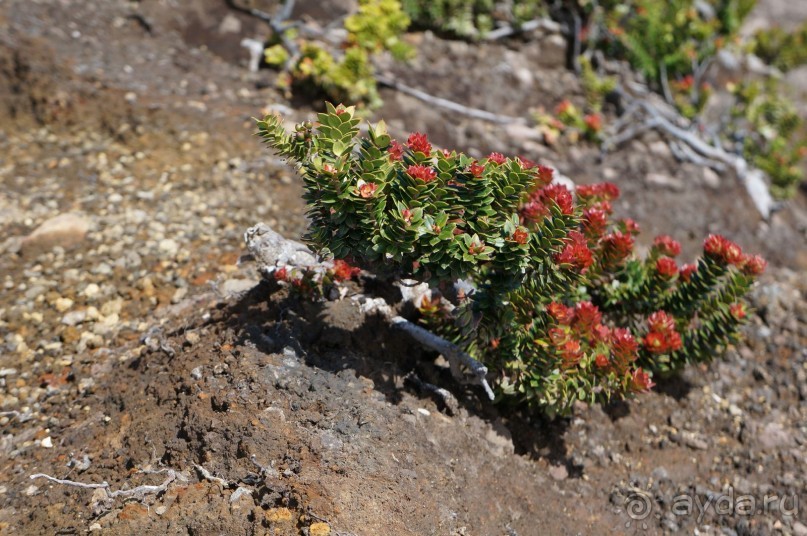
[0,0,806,535]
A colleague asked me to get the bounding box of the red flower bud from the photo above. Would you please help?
[332,259,360,281]
[487,152,507,165]
[730,303,746,320]
[653,235,682,257]
[547,302,574,324]
[584,113,603,132]
[629,368,655,393]
[512,227,529,245]
[388,140,404,161]
[679,263,698,282]
[536,165,554,186]
[655,257,678,279]
[274,267,288,281]
[469,161,485,178]
[406,132,431,156]
[358,181,377,198]
[407,165,437,183]
[741,254,767,276]
[556,231,594,272]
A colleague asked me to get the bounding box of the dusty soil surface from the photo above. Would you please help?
[0,1,806,535]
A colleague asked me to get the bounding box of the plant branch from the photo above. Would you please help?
[30,470,179,500]
[483,18,561,41]
[604,92,777,218]
[375,75,526,125]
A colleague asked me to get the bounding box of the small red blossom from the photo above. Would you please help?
[442,149,453,158]
[704,234,743,265]
[582,207,608,238]
[548,327,568,345]
[629,368,655,393]
[576,182,621,203]
[557,339,583,368]
[573,301,602,336]
[601,231,635,266]
[401,208,412,224]
[358,181,377,198]
[555,99,574,116]
[518,156,537,170]
[490,338,500,350]
[388,139,404,161]
[655,257,678,279]
[512,227,529,245]
[730,303,747,320]
[541,184,575,215]
[519,200,548,223]
[556,231,594,272]
[332,259,361,282]
[620,218,641,235]
[469,161,485,178]
[407,165,437,183]
[547,302,574,324]
[536,165,554,186]
[584,113,603,133]
[679,263,698,282]
[647,311,676,334]
[653,235,682,257]
[595,353,610,368]
[611,328,639,369]
[322,163,337,175]
[487,152,507,165]
[741,254,767,276]
[406,132,431,156]
[644,331,666,353]
[274,267,288,282]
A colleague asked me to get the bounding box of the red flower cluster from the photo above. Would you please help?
[556,231,594,272]
[582,207,608,238]
[629,368,655,393]
[655,257,678,279]
[741,254,767,276]
[600,231,634,266]
[703,234,743,265]
[274,266,288,282]
[546,302,575,324]
[521,183,574,223]
[469,161,485,178]
[541,184,574,215]
[679,263,698,282]
[487,152,507,165]
[576,182,620,204]
[548,327,583,368]
[388,139,404,161]
[730,303,746,320]
[610,328,639,371]
[644,311,682,354]
[332,259,361,282]
[407,132,431,156]
[653,235,681,257]
[573,301,602,336]
[584,113,602,133]
[358,181,377,198]
[535,164,554,187]
[512,227,529,245]
[407,165,437,183]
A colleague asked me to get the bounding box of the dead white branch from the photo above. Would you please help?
[30,470,178,500]
[375,74,526,125]
[193,464,231,489]
[604,94,777,219]
[483,18,562,41]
